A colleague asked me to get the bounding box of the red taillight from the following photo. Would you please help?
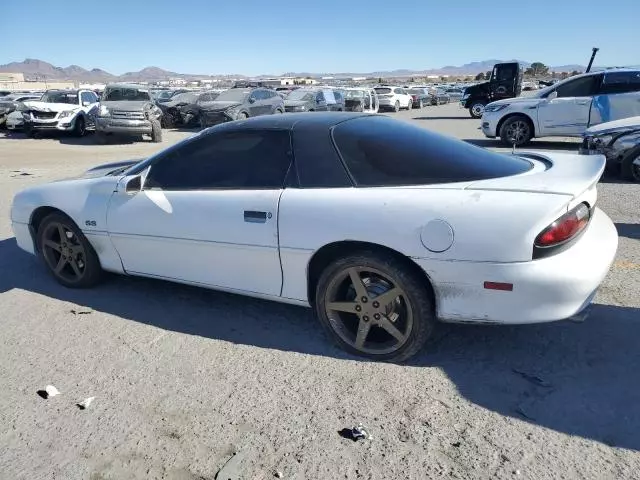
[535,203,591,248]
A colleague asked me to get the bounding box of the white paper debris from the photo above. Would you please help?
[77,397,95,410]
[45,385,61,397]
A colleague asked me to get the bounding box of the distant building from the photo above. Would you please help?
[0,72,75,91]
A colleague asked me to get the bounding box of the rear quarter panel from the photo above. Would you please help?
[277,187,570,301]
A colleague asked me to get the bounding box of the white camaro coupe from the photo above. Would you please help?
[10,113,619,362]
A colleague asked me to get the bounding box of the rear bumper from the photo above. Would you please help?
[96,117,152,135]
[416,207,618,325]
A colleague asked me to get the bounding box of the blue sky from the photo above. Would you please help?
[2,0,638,75]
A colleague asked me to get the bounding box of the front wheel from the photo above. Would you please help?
[151,119,162,143]
[621,146,640,183]
[469,101,486,118]
[37,212,103,288]
[315,251,435,362]
[73,116,86,137]
[499,115,533,147]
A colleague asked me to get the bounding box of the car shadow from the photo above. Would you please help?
[463,138,582,151]
[1,237,638,450]
[615,222,640,240]
[412,116,473,120]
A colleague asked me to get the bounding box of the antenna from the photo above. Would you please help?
[512,143,517,154]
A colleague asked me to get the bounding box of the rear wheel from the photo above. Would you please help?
[315,251,435,362]
[621,146,640,183]
[469,101,486,118]
[37,213,103,288]
[393,101,400,112]
[499,115,533,147]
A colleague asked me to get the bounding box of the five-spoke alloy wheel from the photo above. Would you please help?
[315,251,435,362]
[37,213,103,288]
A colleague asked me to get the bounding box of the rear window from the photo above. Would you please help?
[407,89,422,94]
[332,116,532,186]
[374,88,391,94]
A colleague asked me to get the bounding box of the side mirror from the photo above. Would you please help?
[248,97,256,103]
[124,175,142,195]
[547,91,558,100]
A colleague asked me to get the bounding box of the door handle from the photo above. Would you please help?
[244,210,267,223]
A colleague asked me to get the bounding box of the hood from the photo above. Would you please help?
[284,100,310,107]
[23,101,80,113]
[82,159,142,178]
[101,100,151,111]
[200,101,242,112]
[464,82,489,95]
[488,96,541,107]
[584,115,640,136]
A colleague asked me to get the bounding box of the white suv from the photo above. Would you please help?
[374,86,412,112]
[22,89,99,137]
[481,69,640,146]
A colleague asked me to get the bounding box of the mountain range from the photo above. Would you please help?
[0,58,592,82]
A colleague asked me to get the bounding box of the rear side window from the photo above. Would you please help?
[554,75,600,98]
[600,71,640,94]
[332,116,532,186]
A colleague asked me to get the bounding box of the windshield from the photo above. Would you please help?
[155,91,173,100]
[40,91,78,104]
[103,88,151,101]
[287,90,315,101]
[374,88,392,94]
[214,89,250,102]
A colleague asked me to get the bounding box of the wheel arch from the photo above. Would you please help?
[29,206,71,252]
[306,240,436,309]
[496,112,537,138]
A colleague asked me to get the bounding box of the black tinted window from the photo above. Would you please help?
[332,116,532,186]
[554,75,600,98]
[146,130,292,190]
[600,71,640,94]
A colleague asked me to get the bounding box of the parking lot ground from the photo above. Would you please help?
[1,104,639,479]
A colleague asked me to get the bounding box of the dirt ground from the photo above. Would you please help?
[1,104,639,479]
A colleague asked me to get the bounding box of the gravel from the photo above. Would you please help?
[1,104,639,479]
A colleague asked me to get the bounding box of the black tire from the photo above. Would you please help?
[469,101,486,118]
[406,100,412,111]
[499,115,533,147]
[621,145,640,183]
[151,119,162,143]
[315,250,435,363]
[37,212,103,288]
[393,101,400,113]
[237,112,249,120]
[24,123,37,138]
[73,115,86,137]
[161,112,174,129]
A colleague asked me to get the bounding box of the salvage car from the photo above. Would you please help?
[10,113,618,362]
[22,89,99,137]
[0,93,40,127]
[342,88,379,113]
[430,89,451,105]
[95,83,163,143]
[482,69,640,146]
[199,86,284,128]
[581,115,640,182]
[374,86,412,112]
[406,88,431,109]
[284,88,344,112]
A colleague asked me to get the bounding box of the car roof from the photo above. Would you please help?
[212,112,374,132]
[105,83,150,89]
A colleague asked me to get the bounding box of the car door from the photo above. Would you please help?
[106,129,293,296]
[247,90,262,116]
[537,74,601,136]
[590,71,640,126]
